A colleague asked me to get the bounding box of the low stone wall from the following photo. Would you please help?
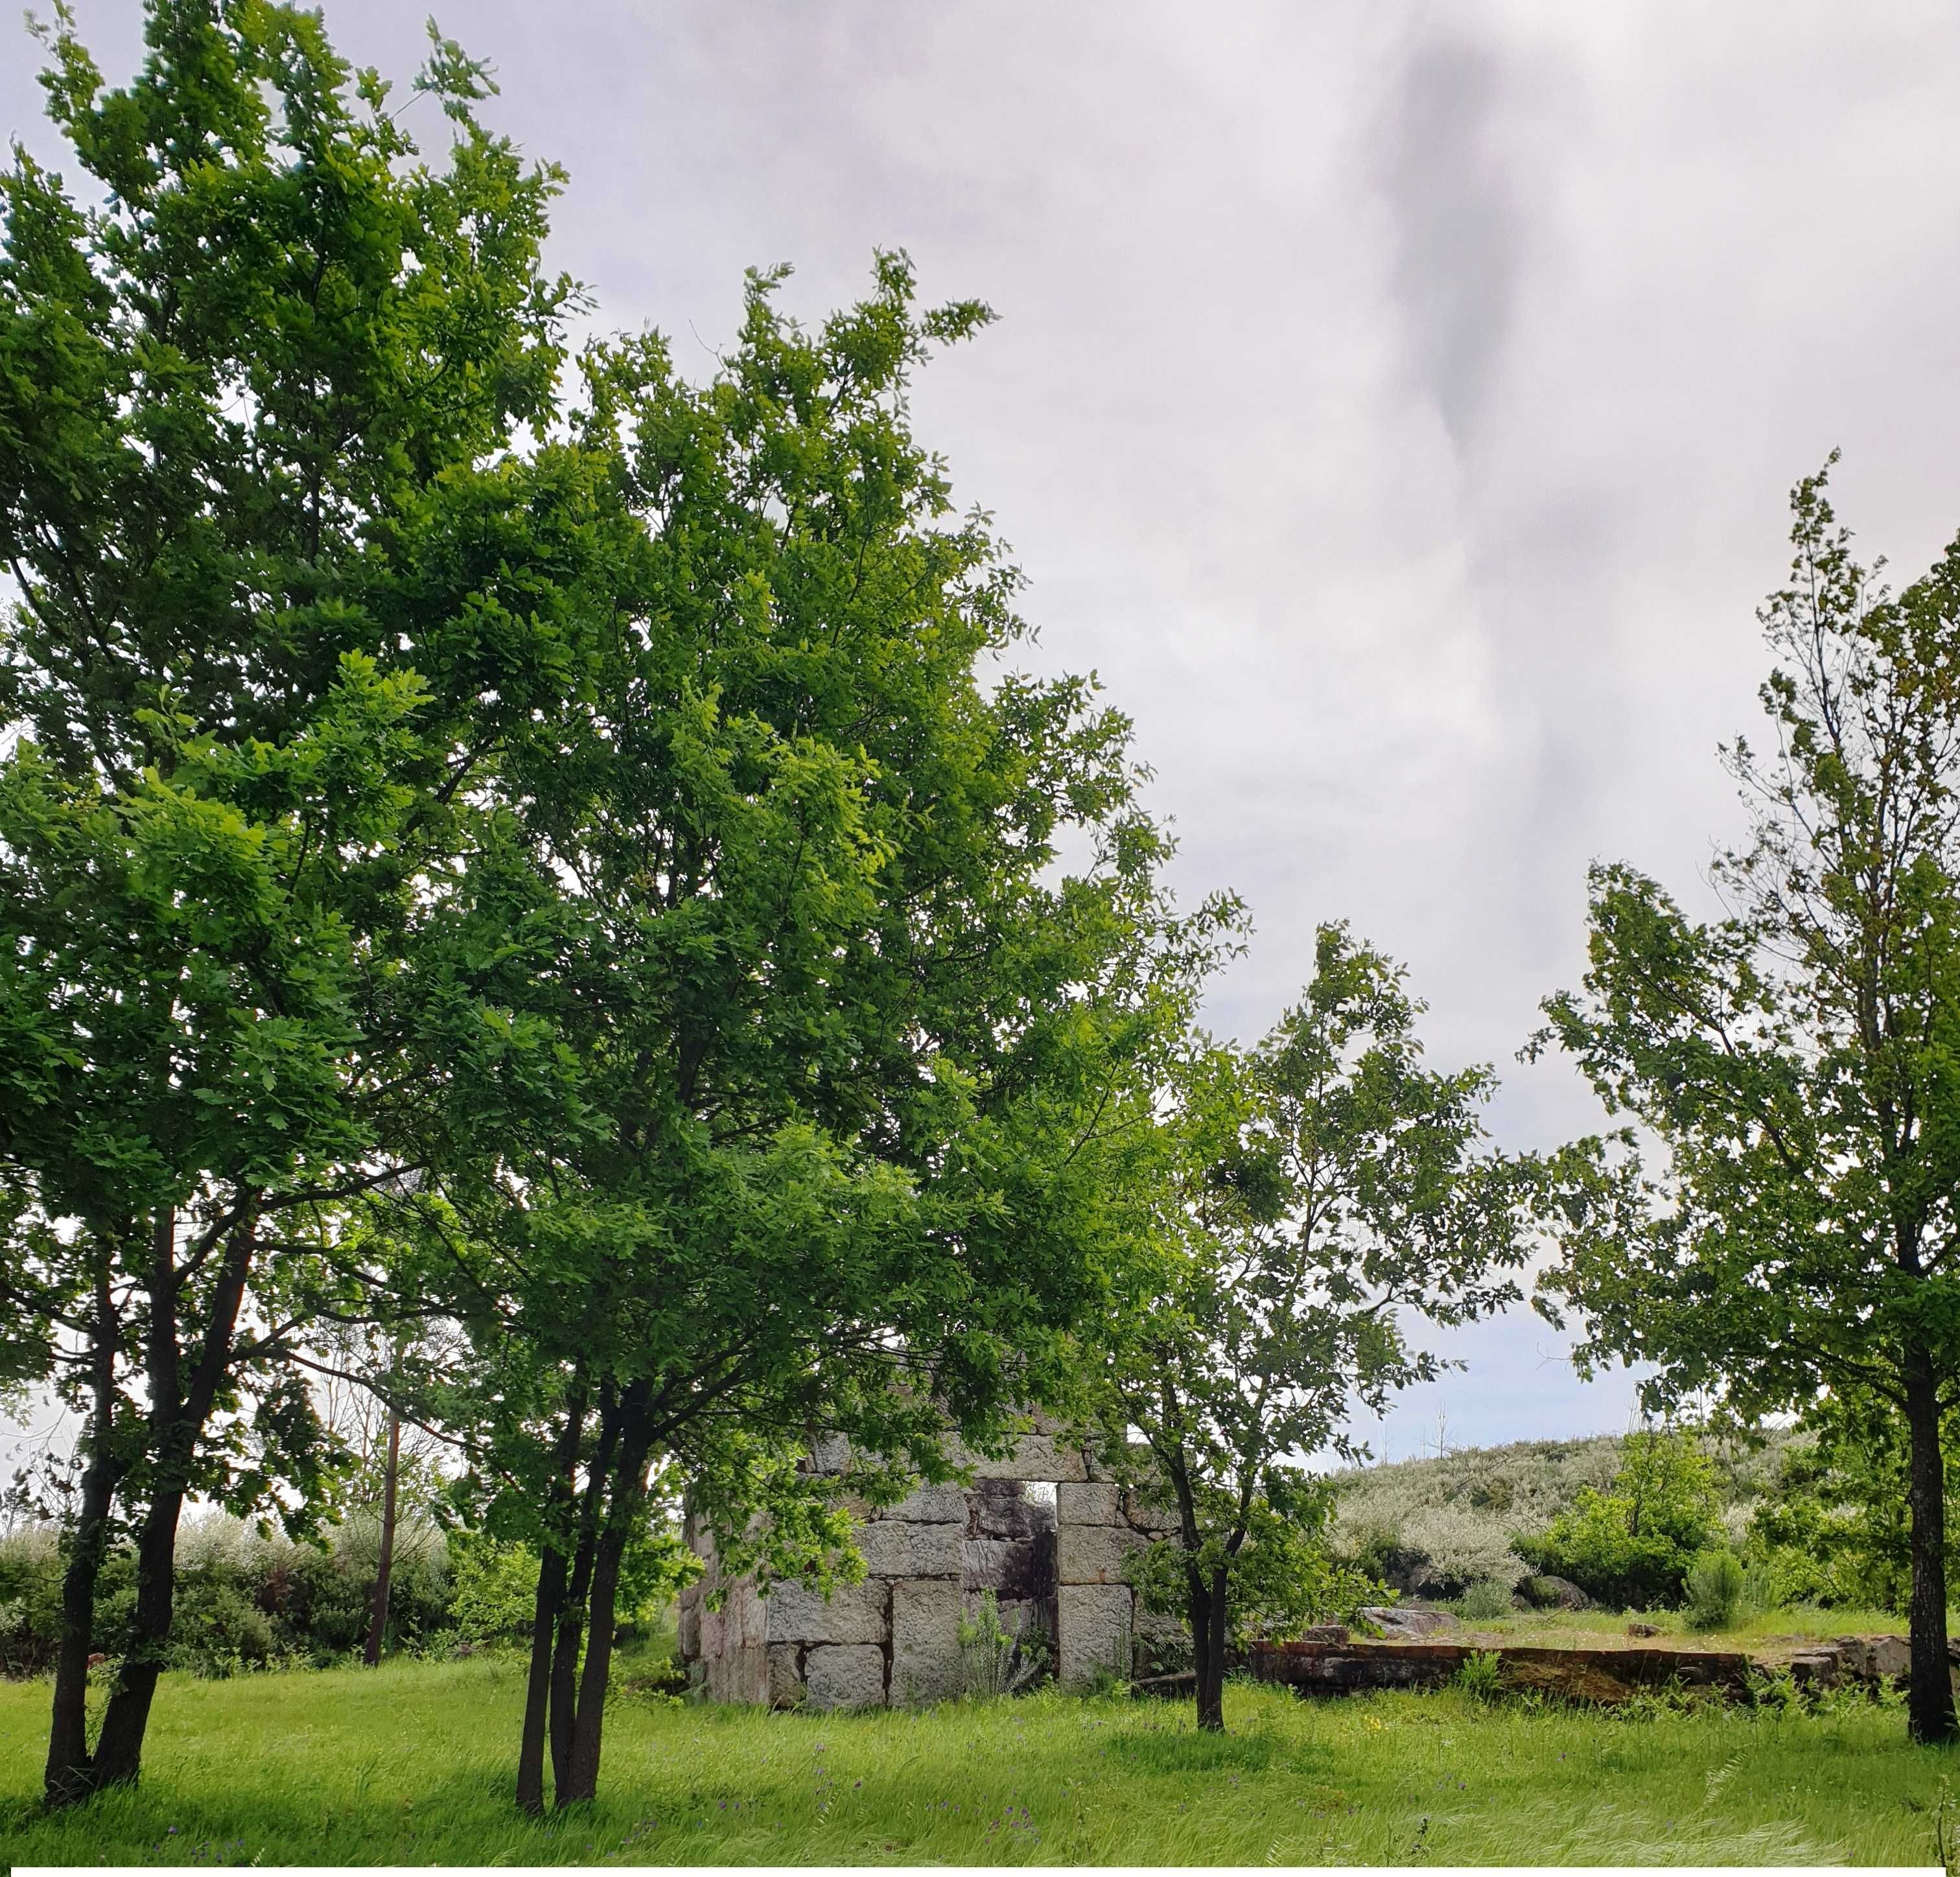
[1250,1631,1931,1705]
[679,1429,1180,1708]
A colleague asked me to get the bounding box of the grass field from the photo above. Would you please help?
[3,1642,1957,1868]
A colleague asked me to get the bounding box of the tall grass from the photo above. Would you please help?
[0,1652,1950,1867]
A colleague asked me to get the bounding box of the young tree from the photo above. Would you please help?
[0,1,579,1800]
[1535,460,1960,1742]
[1089,925,1541,1731]
[360,257,1235,1810]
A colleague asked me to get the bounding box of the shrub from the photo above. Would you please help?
[1454,1649,1504,1703]
[1684,1549,1746,1631]
[448,1533,540,1645]
[957,1591,1048,1697]
[1455,1578,1515,1622]
[1515,1431,1721,1609]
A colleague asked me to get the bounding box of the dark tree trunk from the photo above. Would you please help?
[1903,1346,1955,1744]
[364,1409,402,1668]
[44,1260,123,1809]
[89,1206,257,1791]
[516,1382,586,1817]
[1189,1564,1228,1732]
[88,1486,183,1786]
[548,1388,618,1797]
[558,1390,653,1808]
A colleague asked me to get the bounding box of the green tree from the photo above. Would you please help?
[1088,926,1542,1731]
[1516,1429,1721,1609]
[1535,460,1960,1742]
[0,0,577,1800]
[358,257,1234,1810]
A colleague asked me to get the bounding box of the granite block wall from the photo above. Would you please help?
[679,1428,1179,1708]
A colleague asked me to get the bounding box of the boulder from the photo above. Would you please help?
[1517,1574,1592,1611]
[1358,1605,1458,1638]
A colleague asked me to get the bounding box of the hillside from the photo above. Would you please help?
[1324,1428,1801,1598]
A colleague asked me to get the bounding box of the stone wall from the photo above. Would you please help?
[679,1430,1180,1708]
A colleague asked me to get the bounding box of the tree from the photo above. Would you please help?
[356,257,1236,1810]
[1514,1428,1722,1609]
[0,0,578,1801]
[1535,459,1960,1742]
[1088,925,1542,1731]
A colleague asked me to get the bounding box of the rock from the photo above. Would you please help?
[1121,1489,1180,1535]
[1834,1634,1910,1683]
[761,1578,888,1646]
[1058,1520,1147,1586]
[1358,1605,1458,1638]
[1517,1574,1592,1611]
[1057,1582,1133,1688]
[1057,1480,1121,1526]
[767,1642,806,1707]
[1298,1624,1349,1644]
[1626,1622,1661,1638]
[804,1643,887,1709]
[885,1482,970,1524]
[948,1433,1091,1484]
[857,1517,961,1578]
[891,1579,964,1703]
[1251,1639,1756,1705]
[1786,1651,1841,1690]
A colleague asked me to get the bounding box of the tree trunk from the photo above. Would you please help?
[1189,1563,1228,1732]
[88,1486,183,1787]
[43,1260,122,1809]
[517,1381,586,1816]
[89,1206,257,1791]
[549,1390,618,1797]
[1903,1347,1955,1744]
[558,1391,653,1808]
[364,1409,402,1668]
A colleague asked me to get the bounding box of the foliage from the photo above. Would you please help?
[1533,459,1960,1739]
[956,1591,1049,1698]
[1515,1431,1722,1610]
[0,1658,1943,1868]
[1454,1649,1504,1703]
[0,0,584,1798]
[1743,1391,1960,1610]
[357,244,1235,1810]
[1684,1550,1747,1631]
[0,1517,454,1679]
[1125,1498,1382,1651]
[1455,1578,1516,1622]
[1085,925,1543,1728]
[447,1535,540,1648]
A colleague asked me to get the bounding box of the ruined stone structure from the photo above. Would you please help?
[678,1428,1183,1708]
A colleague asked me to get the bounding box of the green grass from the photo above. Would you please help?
[1,1654,1955,1867]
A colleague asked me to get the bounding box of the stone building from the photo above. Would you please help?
[678,1427,1183,1708]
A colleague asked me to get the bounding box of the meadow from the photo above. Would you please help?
[2,1647,1954,1869]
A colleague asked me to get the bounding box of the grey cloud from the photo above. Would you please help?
[7,1,1960,1459]
[1382,35,1524,449]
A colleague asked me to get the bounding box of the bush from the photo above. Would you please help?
[1455,1578,1515,1622]
[1454,1649,1504,1703]
[448,1534,539,1645]
[957,1590,1048,1697]
[1515,1431,1721,1609]
[1685,1550,1745,1631]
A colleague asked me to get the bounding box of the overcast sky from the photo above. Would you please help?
[9,1,1960,1462]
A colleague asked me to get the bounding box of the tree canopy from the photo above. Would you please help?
[1536,460,1960,1741]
